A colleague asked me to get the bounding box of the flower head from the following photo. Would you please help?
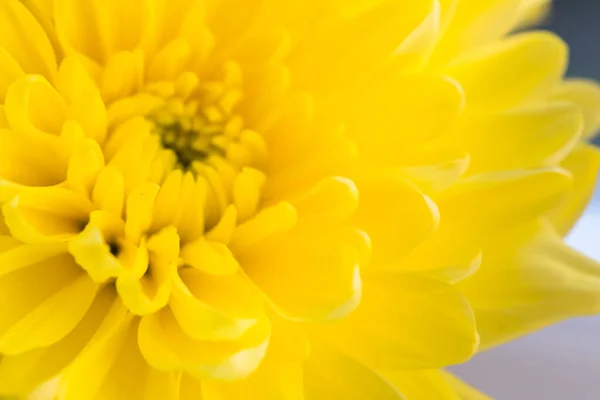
[0,0,599,399]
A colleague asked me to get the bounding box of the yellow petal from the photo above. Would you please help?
[443,31,567,111]
[391,0,440,71]
[0,128,68,187]
[0,253,97,355]
[5,74,67,136]
[516,0,551,29]
[550,79,600,139]
[232,168,266,223]
[169,268,263,341]
[290,0,435,96]
[239,224,362,322]
[201,356,304,400]
[287,176,359,223]
[0,286,124,394]
[430,0,523,64]
[57,56,107,142]
[303,341,404,400]
[459,220,600,350]
[441,372,493,400]
[457,102,583,174]
[353,169,440,264]
[399,152,470,195]
[68,210,125,283]
[438,167,573,235]
[548,144,600,235]
[116,247,173,316]
[124,183,160,243]
[59,317,179,400]
[345,74,464,156]
[101,50,145,103]
[0,0,57,80]
[66,138,105,196]
[92,166,125,216]
[0,46,24,101]
[3,187,92,243]
[229,202,297,254]
[321,271,477,369]
[138,308,270,381]
[383,369,461,400]
[181,238,239,276]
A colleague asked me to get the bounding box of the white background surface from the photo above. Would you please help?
[451,180,600,399]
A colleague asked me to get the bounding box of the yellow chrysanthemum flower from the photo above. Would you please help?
[0,0,599,399]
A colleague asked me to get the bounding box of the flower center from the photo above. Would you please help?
[141,62,261,176]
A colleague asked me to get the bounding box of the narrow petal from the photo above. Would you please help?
[0,286,124,394]
[459,220,600,350]
[0,253,97,354]
[59,317,179,400]
[0,46,24,101]
[321,271,478,370]
[456,102,583,174]
[57,56,108,142]
[0,0,57,80]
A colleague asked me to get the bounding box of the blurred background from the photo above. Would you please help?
[451,1,600,398]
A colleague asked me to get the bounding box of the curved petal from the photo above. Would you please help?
[430,0,523,64]
[395,167,572,280]
[5,74,67,136]
[321,271,478,370]
[442,372,493,400]
[550,79,600,139]
[0,253,97,355]
[138,308,270,381]
[57,56,108,142]
[168,268,265,341]
[303,341,405,400]
[0,286,124,394]
[289,0,435,96]
[548,144,600,235]
[3,187,92,243]
[54,0,151,63]
[384,370,492,400]
[0,0,57,80]
[238,223,362,323]
[383,369,461,400]
[457,102,583,174]
[59,317,179,400]
[443,31,567,110]
[352,168,440,265]
[345,74,464,156]
[459,220,600,350]
[0,46,24,101]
